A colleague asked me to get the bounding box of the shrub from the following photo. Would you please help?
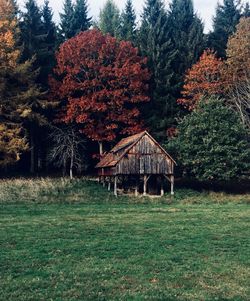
[168,97,250,181]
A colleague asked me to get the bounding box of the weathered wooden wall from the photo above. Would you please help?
[116,135,173,175]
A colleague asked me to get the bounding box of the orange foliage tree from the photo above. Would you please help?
[178,50,224,111]
[50,29,150,154]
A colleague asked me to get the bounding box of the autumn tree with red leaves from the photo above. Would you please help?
[50,29,150,155]
[178,50,224,111]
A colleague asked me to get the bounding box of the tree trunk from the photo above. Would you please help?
[70,148,74,180]
[62,159,66,178]
[30,127,35,174]
[38,149,42,173]
[99,141,103,156]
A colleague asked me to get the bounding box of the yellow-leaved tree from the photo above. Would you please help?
[0,0,27,166]
[0,0,43,167]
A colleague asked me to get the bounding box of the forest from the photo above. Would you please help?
[0,0,250,184]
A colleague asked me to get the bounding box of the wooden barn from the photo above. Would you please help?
[96,131,176,196]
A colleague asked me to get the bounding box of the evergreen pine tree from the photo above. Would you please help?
[120,0,137,43]
[168,0,204,84]
[21,0,46,62]
[139,0,177,140]
[207,0,241,58]
[59,0,74,41]
[42,0,56,34]
[21,0,56,87]
[41,0,57,87]
[99,0,121,37]
[72,0,92,34]
[20,0,56,173]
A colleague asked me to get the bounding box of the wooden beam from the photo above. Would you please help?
[164,175,171,183]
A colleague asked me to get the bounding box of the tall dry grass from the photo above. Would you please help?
[0,178,71,203]
[0,178,249,204]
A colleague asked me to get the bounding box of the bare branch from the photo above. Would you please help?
[47,125,87,178]
[227,78,250,133]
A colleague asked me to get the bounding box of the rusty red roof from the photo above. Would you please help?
[96,131,145,168]
[112,132,145,152]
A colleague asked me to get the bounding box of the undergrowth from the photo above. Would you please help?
[0,178,249,204]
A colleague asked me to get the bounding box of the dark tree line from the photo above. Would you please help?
[0,0,249,179]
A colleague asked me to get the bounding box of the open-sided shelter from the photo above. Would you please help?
[96,131,176,196]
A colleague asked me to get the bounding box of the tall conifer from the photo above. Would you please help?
[21,0,54,89]
[21,0,46,62]
[120,0,137,43]
[207,0,241,58]
[41,0,57,87]
[59,0,74,41]
[42,0,55,32]
[139,0,177,140]
[20,0,56,173]
[72,0,91,34]
[168,0,204,84]
[99,0,121,37]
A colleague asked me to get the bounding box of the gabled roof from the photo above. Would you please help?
[111,132,145,153]
[96,131,176,169]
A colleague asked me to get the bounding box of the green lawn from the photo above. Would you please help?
[0,179,249,301]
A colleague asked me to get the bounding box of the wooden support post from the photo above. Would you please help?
[161,176,164,196]
[108,178,111,191]
[114,176,117,197]
[164,174,174,196]
[171,175,174,196]
[135,178,139,197]
[143,175,147,196]
[143,175,150,196]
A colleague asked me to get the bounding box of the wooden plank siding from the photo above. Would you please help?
[116,135,173,175]
[96,131,175,177]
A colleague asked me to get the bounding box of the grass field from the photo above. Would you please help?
[0,178,249,301]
